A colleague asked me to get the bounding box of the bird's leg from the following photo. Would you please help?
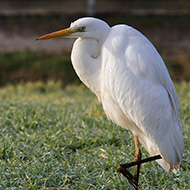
[117,135,141,190]
[117,134,162,190]
[118,155,162,170]
[133,134,142,185]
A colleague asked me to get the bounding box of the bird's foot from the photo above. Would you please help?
[117,165,138,190]
[117,155,162,190]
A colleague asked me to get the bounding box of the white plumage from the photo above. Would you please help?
[37,17,183,174]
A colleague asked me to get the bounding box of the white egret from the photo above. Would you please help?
[36,17,183,189]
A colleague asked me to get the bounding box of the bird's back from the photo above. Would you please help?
[100,24,183,173]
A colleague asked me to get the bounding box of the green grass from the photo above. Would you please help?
[0,51,190,86]
[0,52,80,86]
[0,81,189,189]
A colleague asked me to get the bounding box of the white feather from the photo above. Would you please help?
[39,17,184,174]
[101,24,183,172]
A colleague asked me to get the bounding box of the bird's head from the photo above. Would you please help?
[36,17,110,42]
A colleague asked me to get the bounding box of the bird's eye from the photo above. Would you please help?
[77,26,86,32]
[81,26,86,31]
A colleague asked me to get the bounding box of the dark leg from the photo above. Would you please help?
[117,135,142,190]
[117,135,162,189]
[117,164,138,189]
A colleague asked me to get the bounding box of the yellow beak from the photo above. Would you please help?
[36,27,75,41]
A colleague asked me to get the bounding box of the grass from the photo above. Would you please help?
[0,81,189,189]
[0,51,190,86]
[0,52,80,86]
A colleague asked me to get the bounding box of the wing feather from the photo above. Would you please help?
[101,25,183,172]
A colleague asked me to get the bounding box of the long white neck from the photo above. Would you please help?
[71,38,103,98]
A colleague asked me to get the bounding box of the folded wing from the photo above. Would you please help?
[101,25,183,172]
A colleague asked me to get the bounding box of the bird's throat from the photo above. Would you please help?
[71,38,102,97]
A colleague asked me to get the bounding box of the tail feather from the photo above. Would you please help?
[139,121,183,173]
